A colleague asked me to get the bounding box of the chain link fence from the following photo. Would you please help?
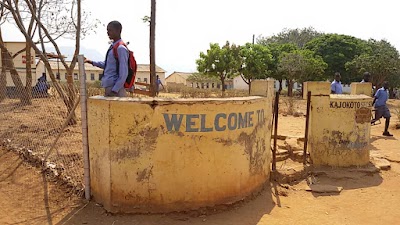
[0,62,94,197]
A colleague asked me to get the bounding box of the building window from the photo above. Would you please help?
[91,73,95,81]
[137,78,141,82]
[99,74,103,80]
[144,78,148,83]
[56,73,60,80]
[217,84,221,89]
[74,73,78,80]
[212,83,215,88]
[206,83,209,88]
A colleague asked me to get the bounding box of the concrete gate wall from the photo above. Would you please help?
[88,93,274,213]
[304,82,373,167]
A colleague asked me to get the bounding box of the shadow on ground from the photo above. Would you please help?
[57,183,277,225]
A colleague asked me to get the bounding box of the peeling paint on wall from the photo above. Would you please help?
[88,94,274,213]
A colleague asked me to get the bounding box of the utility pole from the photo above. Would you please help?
[149,0,156,97]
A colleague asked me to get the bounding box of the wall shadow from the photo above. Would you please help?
[57,183,278,225]
[311,164,384,198]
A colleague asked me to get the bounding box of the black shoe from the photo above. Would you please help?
[383,131,393,137]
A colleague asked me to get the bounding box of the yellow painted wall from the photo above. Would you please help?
[36,60,103,83]
[350,82,373,96]
[135,71,165,84]
[303,81,331,99]
[250,80,275,97]
[309,94,372,167]
[165,73,187,85]
[0,42,37,86]
[88,94,274,213]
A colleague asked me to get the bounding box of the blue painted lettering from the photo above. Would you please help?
[238,112,248,129]
[214,113,226,131]
[186,114,199,132]
[249,111,254,126]
[228,113,238,130]
[200,114,213,132]
[163,114,184,131]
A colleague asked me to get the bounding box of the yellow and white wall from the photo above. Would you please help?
[304,82,372,167]
[88,91,274,213]
[0,42,37,86]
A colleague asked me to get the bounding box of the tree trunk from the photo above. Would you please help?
[389,87,394,99]
[0,31,26,104]
[3,49,26,103]
[149,0,157,97]
[278,79,283,93]
[65,68,77,125]
[221,76,226,92]
[287,79,293,97]
[23,42,32,105]
[0,50,7,102]
[248,80,252,95]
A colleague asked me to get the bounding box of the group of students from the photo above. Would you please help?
[331,72,393,137]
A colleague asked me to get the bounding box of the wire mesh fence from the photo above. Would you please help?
[0,80,88,195]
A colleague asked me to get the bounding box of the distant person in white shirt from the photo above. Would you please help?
[361,72,371,83]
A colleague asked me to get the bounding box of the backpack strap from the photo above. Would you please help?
[112,41,127,60]
[112,41,127,73]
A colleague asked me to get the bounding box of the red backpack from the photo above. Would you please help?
[112,41,137,89]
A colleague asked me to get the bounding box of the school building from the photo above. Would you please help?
[0,42,38,86]
[36,61,167,84]
[2,41,166,87]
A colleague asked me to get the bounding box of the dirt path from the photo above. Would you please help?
[1,99,399,225]
[0,148,81,225]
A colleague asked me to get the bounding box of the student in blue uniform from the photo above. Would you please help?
[372,81,393,136]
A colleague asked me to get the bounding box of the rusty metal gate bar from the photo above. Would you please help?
[272,91,279,171]
[303,91,311,165]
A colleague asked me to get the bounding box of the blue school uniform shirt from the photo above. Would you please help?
[331,80,343,94]
[92,39,129,93]
[374,87,389,107]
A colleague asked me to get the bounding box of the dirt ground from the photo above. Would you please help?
[0,98,399,225]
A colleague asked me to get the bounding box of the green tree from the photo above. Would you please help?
[196,41,241,93]
[346,39,400,95]
[258,27,322,49]
[263,43,298,92]
[239,43,273,93]
[278,49,327,96]
[1,0,98,122]
[304,34,369,83]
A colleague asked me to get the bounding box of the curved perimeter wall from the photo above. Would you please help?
[88,95,273,213]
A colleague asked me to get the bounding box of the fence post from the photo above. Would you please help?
[272,91,279,172]
[303,91,311,165]
[78,55,90,200]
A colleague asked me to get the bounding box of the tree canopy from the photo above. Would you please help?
[258,27,322,49]
[346,39,400,88]
[196,41,241,92]
[304,34,369,83]
[278,49,327,96]
[239,43,273,86]
[196,27,400,96]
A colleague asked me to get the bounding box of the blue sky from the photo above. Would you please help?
[3,0,400,76]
